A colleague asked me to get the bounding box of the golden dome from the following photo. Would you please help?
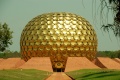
[20,12,97,70]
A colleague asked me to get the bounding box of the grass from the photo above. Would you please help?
[0,69,120,80]
[0,69,52,80]
[66,69,120,80]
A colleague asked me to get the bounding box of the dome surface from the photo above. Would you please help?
[20,12,97,70]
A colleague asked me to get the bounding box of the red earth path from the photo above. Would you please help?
[46,72,72,80]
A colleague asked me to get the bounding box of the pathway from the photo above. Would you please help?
[46,72,72,80]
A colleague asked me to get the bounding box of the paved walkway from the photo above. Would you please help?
[46,72,72,80]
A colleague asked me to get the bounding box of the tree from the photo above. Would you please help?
[115,50,120,58]
[100,0,120,37]
[0,23,13,51]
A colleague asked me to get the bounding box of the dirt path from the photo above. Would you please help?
[46,72,72,80]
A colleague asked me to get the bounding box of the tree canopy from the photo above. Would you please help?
[0,23,13,51]
[100,0,120,37]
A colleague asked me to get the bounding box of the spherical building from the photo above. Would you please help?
[20,12,97,71]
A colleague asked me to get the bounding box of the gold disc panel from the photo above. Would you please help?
[20,12,98,70]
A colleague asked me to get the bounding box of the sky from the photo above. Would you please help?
[0,0,120,51]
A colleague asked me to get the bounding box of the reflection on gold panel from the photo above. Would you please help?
[56,41,61,46]
[33,35,38,40]
[67,47,72,50]
[48,41,53,45]
[38,36,44,40]
[80,36,85,40]
[78,41,82,46]
[76,30,81,35]
[74,47,79,51]
[42,30,48,34]
[35,42,40,45]
[74,35,79,40]
[45,35,50,40]
[59,35,64,40]
[80,47,84,51]
[53,47,57,51]
[64,41,70,46]
[71,41,76,46]
[60,47,64,50]
[82,30,86,35]
[30,42,34,45]
[26,42,29,46]
[70,30,75,35]
[41,41,46,45]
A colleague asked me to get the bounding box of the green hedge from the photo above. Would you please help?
[0,52,21,58]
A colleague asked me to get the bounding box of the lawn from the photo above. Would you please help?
[0,69,120,80]
[66,69,120,80]
[0,69,52,80]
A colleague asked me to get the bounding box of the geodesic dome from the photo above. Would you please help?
[20,12,97,70]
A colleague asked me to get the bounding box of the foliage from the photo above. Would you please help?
[115,50,120,58]
[66,69,120,80]
[0,69,52,80]
[100,0,120,37]
[0,51,21,58]
[97,50,120,58]
[0,23,13,51]
[0,50,119,59]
